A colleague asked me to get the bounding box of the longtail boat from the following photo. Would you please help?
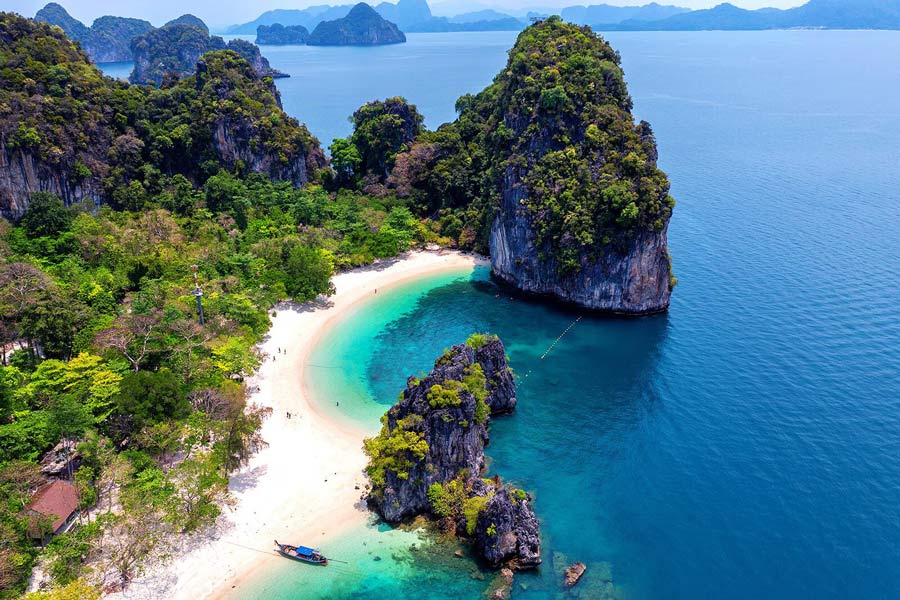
[274,540,328,565]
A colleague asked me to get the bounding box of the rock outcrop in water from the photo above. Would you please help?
[130,21,286,85]
[0,14,324,220]
[256,24,310,45]
[308,3,406,46]
[387,17,676,314]
[364,335,540,570]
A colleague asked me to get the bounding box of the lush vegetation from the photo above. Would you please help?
[0,13,440,597]
[386,16,675,272]
[363,342,495,499]
[0,13,319,211]
[129,23,282,85]
[330,97,424,189]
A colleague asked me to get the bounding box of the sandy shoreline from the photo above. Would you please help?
[108,250,484,600]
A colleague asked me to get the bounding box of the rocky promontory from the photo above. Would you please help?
[308,3,406,46]
[364,334,540,570]
[256,23,310,45]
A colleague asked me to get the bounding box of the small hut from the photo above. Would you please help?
[25,480,80,540]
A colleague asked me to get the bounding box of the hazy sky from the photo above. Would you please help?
[7,0,809,31]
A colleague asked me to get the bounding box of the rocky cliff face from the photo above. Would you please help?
[490,178,672,314]
[364,335,540,570]
[308,3,406,46]
[0,148,102,220]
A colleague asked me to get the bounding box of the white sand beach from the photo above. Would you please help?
[108,250,484,600]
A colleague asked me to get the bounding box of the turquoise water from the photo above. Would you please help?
[101,30,900,599]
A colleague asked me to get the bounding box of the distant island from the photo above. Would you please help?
[256,23,310,45]
[308,3,406,46]
[229,0,525,35]
[34,2,285,81]
[576,0,900,31]
[231,0,900,34]
[35,2,152,62]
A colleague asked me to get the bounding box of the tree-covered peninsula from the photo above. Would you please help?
[0,12,437,597]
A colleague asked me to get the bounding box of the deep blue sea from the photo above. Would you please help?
[104,30,900,599]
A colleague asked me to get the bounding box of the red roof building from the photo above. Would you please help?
[25,480,80,538]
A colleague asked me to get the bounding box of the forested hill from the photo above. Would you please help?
[35,2,152,62]
[0,14,322,220]
[308,3,407,46]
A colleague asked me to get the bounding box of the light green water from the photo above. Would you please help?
[304,267,481,434]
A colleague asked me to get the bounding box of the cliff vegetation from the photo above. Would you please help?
[385,16,676,312]
[364,335,541,571]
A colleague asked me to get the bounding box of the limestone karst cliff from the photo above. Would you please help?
[129,21,286,85]
[308,3,406,46]
[364,335,540,569]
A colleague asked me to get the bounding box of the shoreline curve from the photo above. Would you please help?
[106,249,486,600]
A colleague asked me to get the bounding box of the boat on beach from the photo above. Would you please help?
[274,540,329,565]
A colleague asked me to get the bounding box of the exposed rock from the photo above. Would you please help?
[485,567,514,599]
[364,335,539,570]
[485,18,675,314]
[256,23,310,45]
[565,561,587,587]
[473,485,540,569]
[308,3,406,46]
[491,216,672,315]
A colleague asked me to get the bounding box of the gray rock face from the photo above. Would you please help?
[0,149,102,220]
[366,336,540,570]
[490,184,672,314]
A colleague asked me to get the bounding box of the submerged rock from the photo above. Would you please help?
[364,334,540,570]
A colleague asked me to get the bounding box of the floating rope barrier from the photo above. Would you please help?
[539,315,582,360]
[518,314,583,388]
